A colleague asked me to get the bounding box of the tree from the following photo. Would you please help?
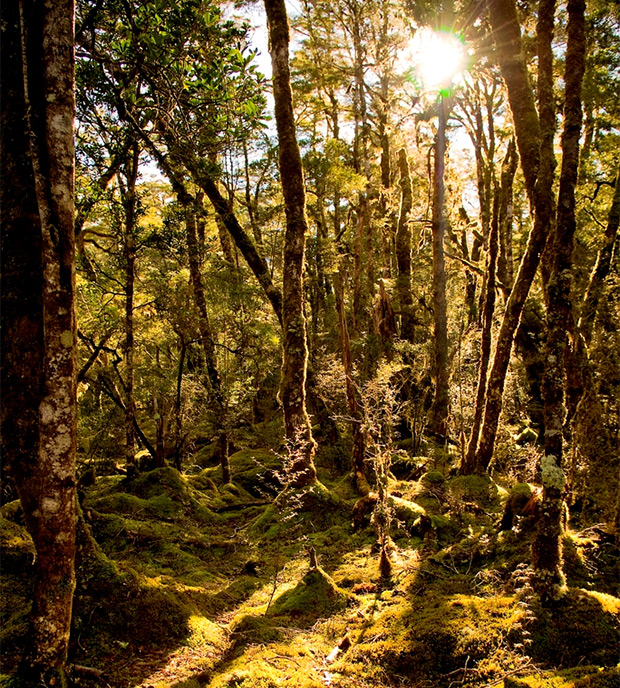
[1,0,77,682]
[265,0,318,486]
[533,0,587,602]
[467,0,560,473]
[429,96,450,437]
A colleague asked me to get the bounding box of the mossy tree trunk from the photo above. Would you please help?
[1,0,77,682]
[462,183,500,473]
[498,138,518,290]
[184,201,231,484]
[396,148,415,342]
[470,0,557,473]
[120,142,140,476]
[533,0,586,603]
[578,166,620,347]
[265,0,317,487]
[430,98,450,437]
[334,269,367,493]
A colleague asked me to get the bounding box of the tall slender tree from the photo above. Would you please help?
[467,0,558,473]
[533,0,587,602]
[265,0,318,486]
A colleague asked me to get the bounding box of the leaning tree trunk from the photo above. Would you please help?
[430,98,450,437]
[1,0,77,683]
[578,166,620,347]
[470,0,557,473]
[462,188,500,473]
[533,0,586,603]
[265,0,317,486]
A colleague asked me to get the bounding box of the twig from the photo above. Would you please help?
[481,658,535,688]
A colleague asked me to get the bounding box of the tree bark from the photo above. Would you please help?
[265,0,317,487]
[430,98,450,437]
[184,204,231,484]
[121,143,139,475]
[533,0,586,603]
[578,167,620,346]
[462,187,500,473]
[471,0,557,472]
[396,148,415,342]
[334,269,367,493]
[497,138,518,290]
[1,0,77,682]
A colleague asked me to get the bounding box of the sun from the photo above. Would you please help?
[407,28,465,91]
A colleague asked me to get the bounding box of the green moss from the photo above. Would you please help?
[348,588,524,680]
[0,516,34,573]
[529,588,620,666]
[448,474,501,508]
[421,469,445,486]
[505,666,620,688]
[188,470,220,492]
[269,567,353,623]
[225,449,283,496]
[124,466,191,502]
[0,501,23,523]
[232,614,284,645]
[507,483,534,508]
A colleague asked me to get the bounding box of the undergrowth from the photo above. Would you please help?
[1,441,618,688]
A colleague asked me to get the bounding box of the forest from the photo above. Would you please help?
[1,0,619,686]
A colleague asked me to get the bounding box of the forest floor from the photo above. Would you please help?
[1,434,619,688]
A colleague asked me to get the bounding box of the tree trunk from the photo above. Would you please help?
[430,98,450,437]
[497,138,518,290]
[265,0,317,487]
[184,204,231,484]
[396,148,415,342]
[122,143,139,476]
[471,0,557,472]
[462,188,500,473]
[533,0,586,603]
[334,269,367,493]
[578,166,620,346]
[173,336,186,471]
[1,0,77,682]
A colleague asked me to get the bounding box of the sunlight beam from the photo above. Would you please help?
[409,28,465,91]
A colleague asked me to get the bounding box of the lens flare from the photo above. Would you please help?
[409,28,465,90]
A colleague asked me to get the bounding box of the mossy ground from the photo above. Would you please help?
[1,445,618,688]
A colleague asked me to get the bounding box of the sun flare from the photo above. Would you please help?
[408,28,465,90]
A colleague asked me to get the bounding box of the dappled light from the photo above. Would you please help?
[1,0,619,686]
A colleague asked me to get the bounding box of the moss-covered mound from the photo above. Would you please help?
[250,481,343,540]
[447,474,502,509]
[269,566,353,625]
[220,449,283,497]
[529,588,620,667]
[506,665,620,688]
[346,588,525,682]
